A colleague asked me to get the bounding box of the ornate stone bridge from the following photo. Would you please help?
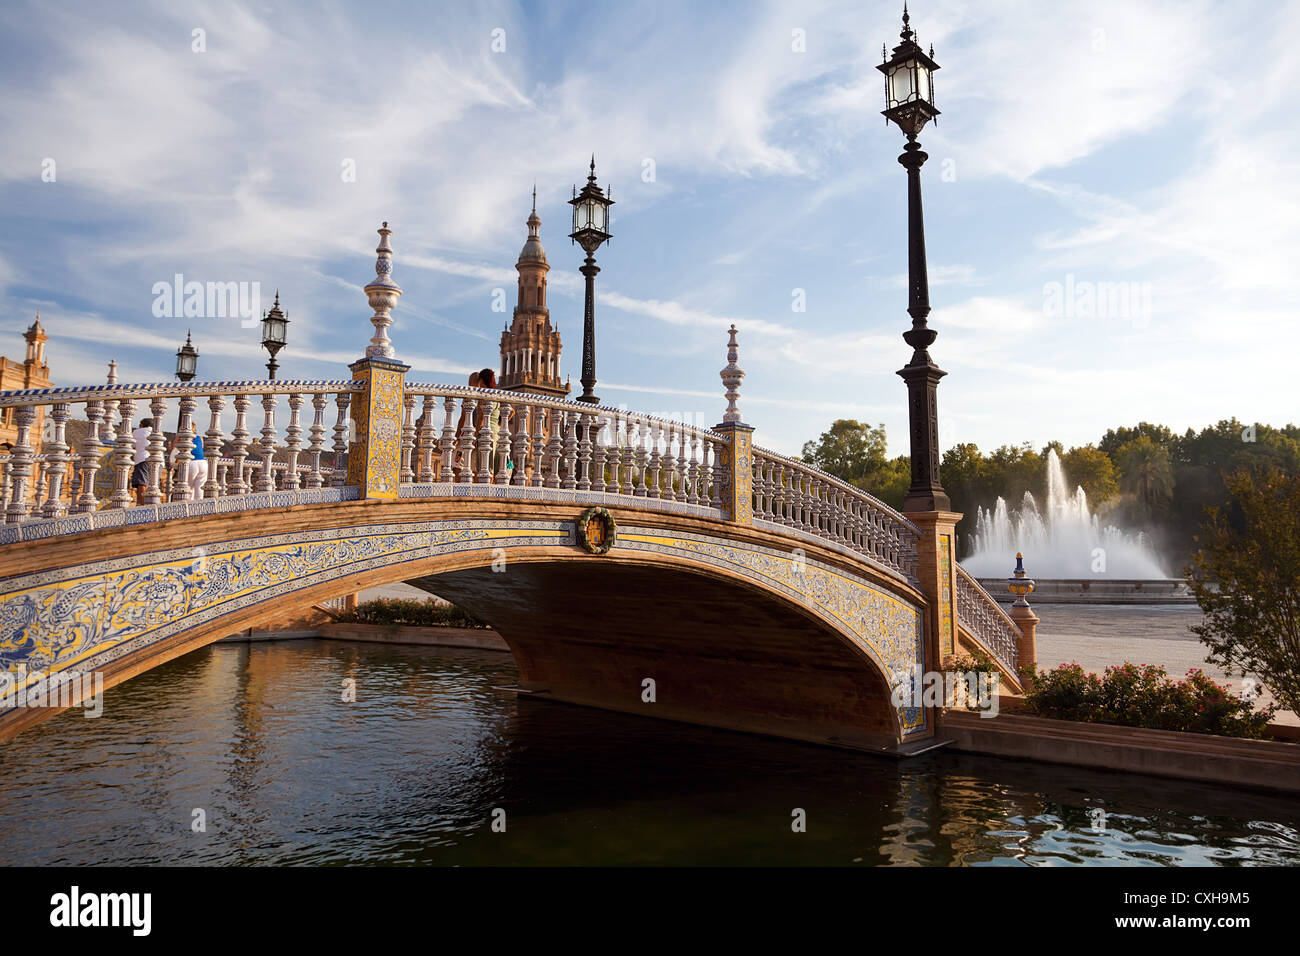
[0,226,1031,751]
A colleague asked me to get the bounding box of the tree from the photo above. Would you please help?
[1100,422,1175,458]
[1187,466,1300,716]
[801,420,887,485]
[1115,435,1173,518]
[1062,445,1118,506]
[865,455,910,510]
[985,443,1043,511]
[941,442,988,546]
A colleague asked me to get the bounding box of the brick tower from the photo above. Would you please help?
[499,188,570,399]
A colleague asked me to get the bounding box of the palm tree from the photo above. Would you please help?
[1116,436,1174,517]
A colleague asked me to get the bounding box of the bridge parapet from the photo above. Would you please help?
[0,379,920,586]
[954,564,1022,680]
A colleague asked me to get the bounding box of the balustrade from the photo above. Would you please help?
[0,380,921,590]
[954,566,1021,675]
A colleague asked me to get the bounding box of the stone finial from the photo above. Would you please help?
[364,221,402,360]
[106,360,118,385]
[720,324,745,424]
[1008,551,1036,607]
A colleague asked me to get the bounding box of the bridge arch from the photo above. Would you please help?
[0,498,927,747]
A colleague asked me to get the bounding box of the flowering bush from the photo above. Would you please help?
[336,598,487,629]
[1021,662,1274,738]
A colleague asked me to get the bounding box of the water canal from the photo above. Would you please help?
[2,637,1297,866]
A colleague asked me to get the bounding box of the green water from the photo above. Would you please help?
[1,639,1297,866]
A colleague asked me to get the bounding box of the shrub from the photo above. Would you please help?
[1021,662,1274,738]
[336,598,487,629]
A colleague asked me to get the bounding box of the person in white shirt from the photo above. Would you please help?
[131,418,154,505]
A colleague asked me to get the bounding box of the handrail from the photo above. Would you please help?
[404,382,726,443]
[752,443,922,536]
[0,379,361,407]
[954,564,1020,674]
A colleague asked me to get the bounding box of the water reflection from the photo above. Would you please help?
[0,640,1296,866]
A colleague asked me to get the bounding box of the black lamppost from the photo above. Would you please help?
[261,290,288,380]
[569,157,613,404]
[175,330,199,382]
[879,6,950,513]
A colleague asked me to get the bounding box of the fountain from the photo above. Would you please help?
[961,451,1189,603]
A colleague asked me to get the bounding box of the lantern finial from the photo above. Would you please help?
[901,3,913,42]
[364,220,401,360]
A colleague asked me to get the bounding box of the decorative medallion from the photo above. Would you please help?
[576,507,616,555]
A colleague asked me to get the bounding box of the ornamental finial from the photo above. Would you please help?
[1008,552,1036,607]
[720,324,746,424]
[106,359,118,385]
[364,220,402,360]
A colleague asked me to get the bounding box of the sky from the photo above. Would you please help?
[1,0,1297,458]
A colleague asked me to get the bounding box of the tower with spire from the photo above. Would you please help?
[0,311,54,448]
[499,188,570,399]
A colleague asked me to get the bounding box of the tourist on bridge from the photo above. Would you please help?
[169,432,206,499]
[130,418,153,505]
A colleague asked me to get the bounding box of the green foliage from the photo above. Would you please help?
[801,420,887,485]
[1187,465,1300,715]
[1062,444,1118,506]
[942,649,998,675]
[1021,661,1274,738]
[1100,422,1176,457]
[337,598,487,628]
[1115,435,1174,517]
[796,416,1300,572]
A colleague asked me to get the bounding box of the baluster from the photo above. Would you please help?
[400,393,416,484]
[456,397,477,484]
[632,418,649,497]
[678,426,691,502]
[73,398,107,513]
[606,416,622,493]
[0,461,10,508]
[5,406,36,523]
[330,393,351,486]
[283,393,304,490]
[217,463,229,495]
[590,414,609,493]
[576,410,593,491]
[685,432,700,505]
[437,395,457,483]
[142,398,167,505]
[107,400,136,510]
[477,395,498,483]
[170,395,197,502]
[203,395,226,498]
[646,421,662,499]
[616,417,633,495]
[229,394,252,494]
[545,410,564,489]
[560,411,579,490]
[306,393,327,489]
[256,393,277,493]
[495,402,513,485]
[510,402,530,486]
[418,395,437,483]
[36,403,70,518]
[530,406,548,487]
[707,434,717,509]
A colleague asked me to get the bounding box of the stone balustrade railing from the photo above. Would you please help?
[954,564,1021,674]
[0,380,920,590]
[0,379,360,524]
[400,384,728,505]
[750,446,920,583]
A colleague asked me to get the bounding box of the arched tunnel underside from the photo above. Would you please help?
[410,561,905,751]
[0,498,927,748]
